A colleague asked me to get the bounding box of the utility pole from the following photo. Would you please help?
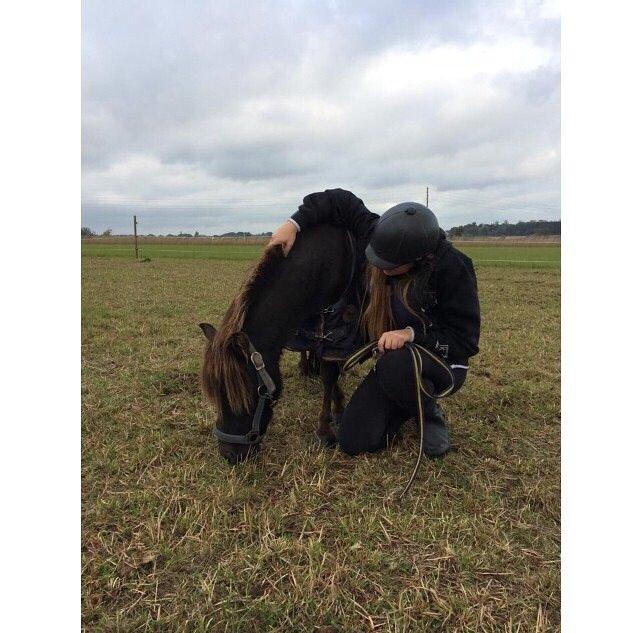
[133,215,139,260]
[426,187,429,208]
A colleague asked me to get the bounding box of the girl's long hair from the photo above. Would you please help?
[360,259,432,340]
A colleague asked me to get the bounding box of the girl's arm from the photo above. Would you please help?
[412,252,481,361]
[269,188,379,255]
[291,189,379,242]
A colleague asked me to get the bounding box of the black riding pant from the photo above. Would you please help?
[337,347,467,455]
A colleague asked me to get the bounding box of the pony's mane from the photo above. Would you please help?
[201,245,285,415]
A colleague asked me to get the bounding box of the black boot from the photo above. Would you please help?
[421,402,451,457]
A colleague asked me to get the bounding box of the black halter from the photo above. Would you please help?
[212,339,277,445]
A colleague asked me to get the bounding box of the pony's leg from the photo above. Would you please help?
[332,370,345,432]
[317,360,340,446]
[298,351,307,376]
[310,353,321,376]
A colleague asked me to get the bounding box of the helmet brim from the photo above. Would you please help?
[365,243,401,270]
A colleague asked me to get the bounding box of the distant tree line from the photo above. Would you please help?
[447,220,560,238]
[214,231,273,238]
[84,220,562,239]
[81,227,273,238]
[162,231,273,237]
[82,227,112,237]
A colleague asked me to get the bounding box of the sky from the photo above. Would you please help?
[82,0,560,235]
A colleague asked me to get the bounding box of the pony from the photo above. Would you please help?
[199,224,353,464]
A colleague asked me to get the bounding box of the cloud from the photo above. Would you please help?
[82,0,559,233]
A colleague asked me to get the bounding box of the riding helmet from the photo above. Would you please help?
[365,202,440,269]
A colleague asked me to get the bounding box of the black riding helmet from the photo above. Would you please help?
[365,202,440,269]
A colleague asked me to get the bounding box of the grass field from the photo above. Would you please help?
[82,244,560,631]
[82,241,560,269]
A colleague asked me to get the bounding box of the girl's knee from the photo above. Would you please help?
[337,416,367,455]
[337,427,367,455]
[338,437,364,456]
[337,423,384,456]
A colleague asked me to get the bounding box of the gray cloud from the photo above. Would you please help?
[82,0,560,233]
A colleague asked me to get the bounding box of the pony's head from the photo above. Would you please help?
[200,322,275,463]
[199,247,284,464]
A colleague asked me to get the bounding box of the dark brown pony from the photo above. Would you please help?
[200,224,352,464]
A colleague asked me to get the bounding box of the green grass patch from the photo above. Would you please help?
[82,242,264,261]
[457,245,560,268]
[83,241,560,269]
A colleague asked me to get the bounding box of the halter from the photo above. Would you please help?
[212,339,277,446]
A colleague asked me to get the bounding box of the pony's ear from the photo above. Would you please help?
[198,323,217,342]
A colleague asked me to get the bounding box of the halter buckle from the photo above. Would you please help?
[250,351,265,371]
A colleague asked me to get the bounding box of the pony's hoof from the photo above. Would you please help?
[331,412,343,435]
[316,432,337,449]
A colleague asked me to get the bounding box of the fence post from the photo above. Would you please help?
[133,215,139,260]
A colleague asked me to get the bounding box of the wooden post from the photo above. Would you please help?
[133,215,139,260]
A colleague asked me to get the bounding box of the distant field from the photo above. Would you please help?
[83,242,265,261]
[82,241,560,268]
[456,245,560,267]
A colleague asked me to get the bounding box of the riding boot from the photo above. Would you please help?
[421,402,451,457]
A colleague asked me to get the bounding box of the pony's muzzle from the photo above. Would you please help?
[217,440,260,464]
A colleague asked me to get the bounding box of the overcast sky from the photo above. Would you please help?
[82,0,560,234]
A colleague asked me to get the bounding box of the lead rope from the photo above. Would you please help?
[342,341,455,498]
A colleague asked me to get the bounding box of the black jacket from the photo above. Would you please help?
[291,188,481,366]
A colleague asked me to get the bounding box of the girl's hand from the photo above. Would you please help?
[378,328,413,353]
[268,221,298,256]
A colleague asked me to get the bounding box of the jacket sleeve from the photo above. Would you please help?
[290,188,379,243]
[412,253,481,362]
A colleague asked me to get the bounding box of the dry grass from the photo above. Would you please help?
[82,255,560,632]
